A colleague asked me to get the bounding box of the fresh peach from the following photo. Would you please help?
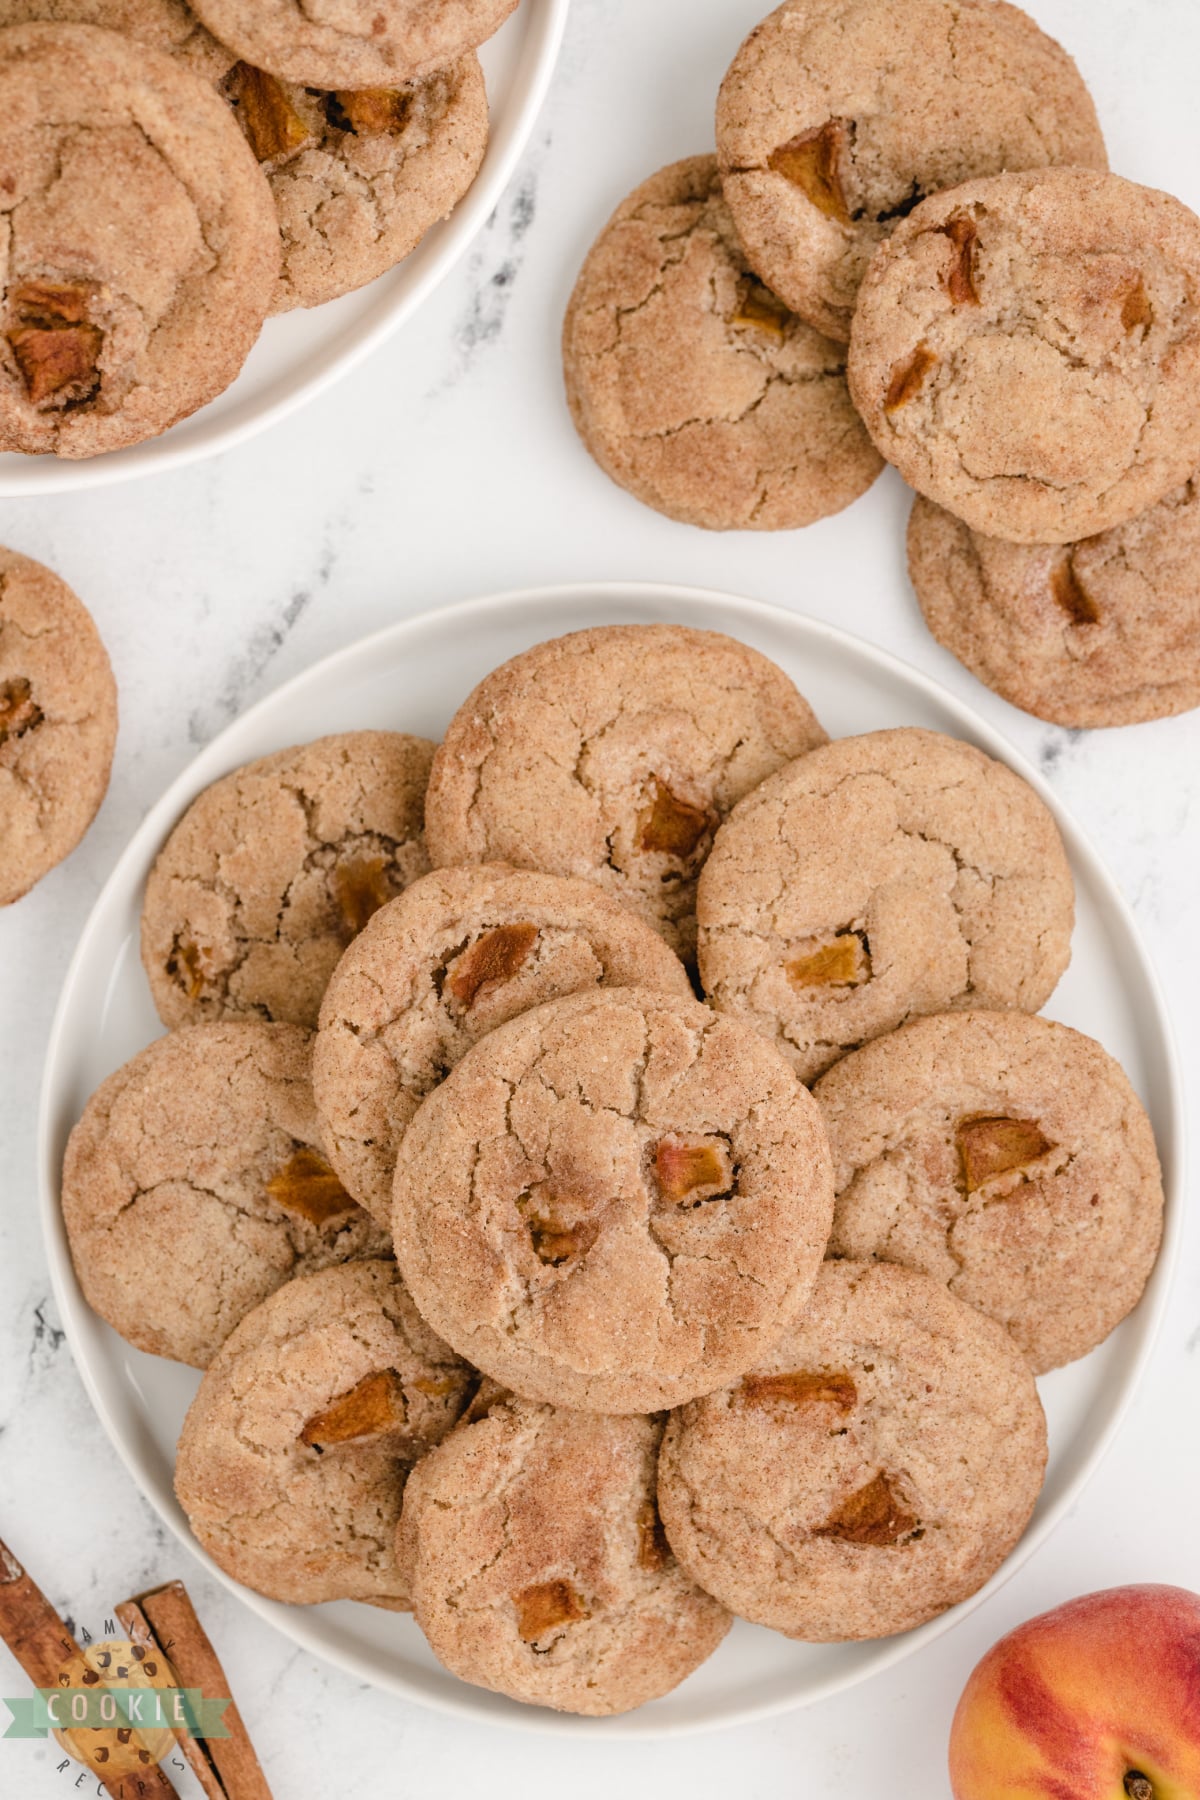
[949,1586,1200,1800]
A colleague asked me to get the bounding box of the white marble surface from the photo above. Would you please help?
[2,0,1199,1794]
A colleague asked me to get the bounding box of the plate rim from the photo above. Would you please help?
[37,579,1186,1739]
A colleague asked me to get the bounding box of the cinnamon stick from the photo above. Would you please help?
[115,1600,226,1800]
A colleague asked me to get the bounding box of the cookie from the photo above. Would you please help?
[313,864,693,1225]
[399,1398,730,1714]
[0,24,279,458]
[696,727,1073,1082]
[0,548,117,905]
[0,0,231,77]
[141,731,434,1031]
[223,54,488,314]
[61,1021,390,1369]
[657,1260,1047,1641]
[423,624,827,961]
[562,156,883,530]
[188,0,516,88]
[175,1260,472,1607]
[908,486,1200,729]
[847,169,1200,544]
[392,986,835,1414]
[814,1011,1165,1373]
[715,0,1106,342]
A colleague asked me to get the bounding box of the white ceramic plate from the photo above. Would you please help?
[0,0,569,497]
[38,583,1183,1738]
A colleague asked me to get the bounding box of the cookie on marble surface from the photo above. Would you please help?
[188,0,516,88]
[0,547,117,906]
[847,169,1200,544]
[141,731,434,1031]
[908,486,1200,729]
[0,0,231,77]
[399,1398,731,1714]
[562,156,883,530]
[223,54,488,313]
[175,1259,472,1607]
[696,727,1073,1082]
[62,1021,390,1369]
[715,0,1106,343]
[423,624,827,961]
[657,1260,1047,1641]
[814,1011,1164,1373]
[0,23,279,458]
[392,986,835,1414]
[314,863,693,1225]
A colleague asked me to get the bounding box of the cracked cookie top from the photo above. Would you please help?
[562,155,883,530]
[399,1399,731,1715]
[188,0,516,88]
[814,1010,1164,1373]
[141,730,434,1030]
[0,1,231,79]
[0,23,279,458]
[908,485,1200,729]
[391,986,836,1414]
[696,726,1074,1082]
[313,864,693,1226]
[0,546,117,906]
[847,168,1200,544]
[222,53,488,313]
[715,0,1106,343]
[423,624,827,961]
[657,1260,1047,1641]
[61,1021,390,1369]
[175,1259,472,1607]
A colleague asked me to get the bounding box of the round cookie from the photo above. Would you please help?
[423,624,828,961]
[814,1011,1165,1373]
[222,54,488,313]
[188,0,516,87]
[314,864,693,1225]
[399,1397,731,1714]
[908,486,1200,729]
[715,0,1106,342]
[0,547,117,905]
[696,727,1074,1083]
[175,1260,472,1607]
[61,1021,390,1369]
[847,169,1200,544]
[392,986,836,1414]
[0,1,231,78]
[141,731,434,1031]
[0,24,279,458]
[562,156,883,530]
[657,1260,1047,1641]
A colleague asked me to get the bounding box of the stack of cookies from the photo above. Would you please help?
[0,0,513,456]
[60,622,1166,1717]
[563,0,1200,731]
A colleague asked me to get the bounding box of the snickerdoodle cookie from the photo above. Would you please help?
[175,1260,472,1607]
[314,864,692,1225]
[0,547,117,906]
[61,1022,389,1369]
[715,0,1106,342]
[222,54,488,312]
[0,0,230,77]
[392,986,835,1414]
[696,727,1073,1082]
[0,24,279,457]
[814,1011,1164,1373]
[141,731,434,1031]
[847,169,1200,544]
[657,1260,1047,1640]
[399,1398,730,1713]
[563,156,883,530]
[423,625,827,961]
[908,485,1200,728]
[188,0,516,87]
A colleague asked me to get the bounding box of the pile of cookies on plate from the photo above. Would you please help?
[563,0,1200,731]
[0,0,515,457]
[60,622,1166,1716]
